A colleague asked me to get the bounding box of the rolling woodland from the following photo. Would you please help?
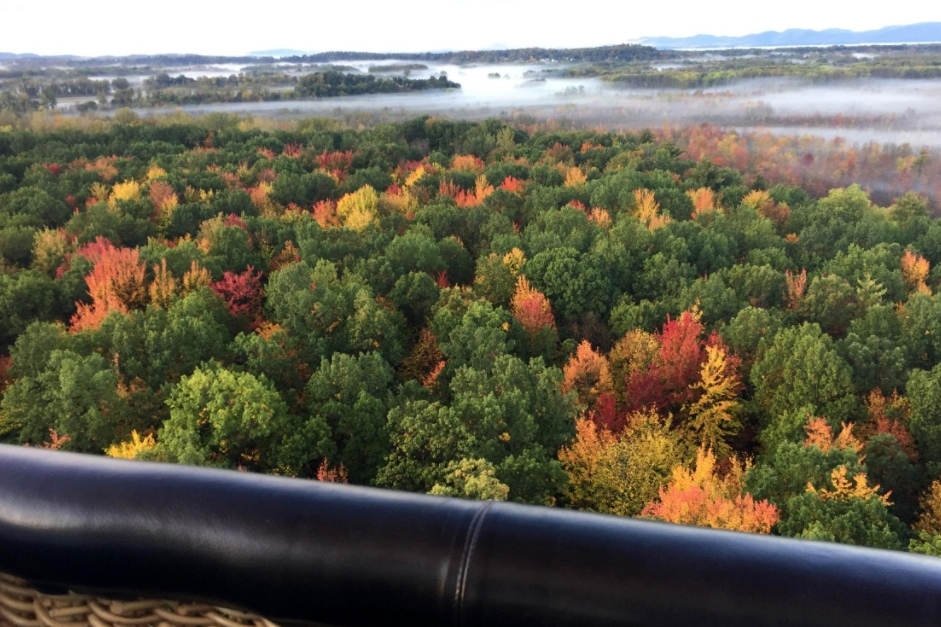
[2,113,941,552]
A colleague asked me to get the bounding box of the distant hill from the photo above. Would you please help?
[0,52,39,60]
[641,22,941,49]
[248,49,311,58]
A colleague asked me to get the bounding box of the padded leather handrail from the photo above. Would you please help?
[2,444,941,627]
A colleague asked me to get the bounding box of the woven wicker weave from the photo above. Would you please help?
[0,573,280,627]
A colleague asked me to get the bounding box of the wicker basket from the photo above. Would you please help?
[0,573,280,627]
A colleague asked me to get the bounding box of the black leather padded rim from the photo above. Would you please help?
[2,444,941,627]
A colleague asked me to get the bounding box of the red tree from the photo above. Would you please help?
[623,311,705,415]
[212,266,263,323]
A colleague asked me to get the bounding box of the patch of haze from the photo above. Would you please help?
[172,64,248,79]
[756,80,941,116]
[736,126,941,147]
[66,65,941,151]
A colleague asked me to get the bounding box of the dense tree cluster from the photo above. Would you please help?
[0,72,461,113]
[2,114,941,551]
[567,47,941,87]
[0,44,669,74]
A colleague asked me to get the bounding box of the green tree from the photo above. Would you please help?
[721,306,782,380]
[0,186,71,228]
[900,293,941,369]
[838,304,909,394]
[1,348,127,452]
[0,270,63,351]
[99,290,232,391]
[379,354,576,504]
[797,274,857,338]
[778,467,905,550]
[428,458,510,500]
[907,365,941,478]
[433,298,514,376]
[525,246,613,321]
[265,260,405,365]
[750,323,859,429]
[159,364,330,474]
[305,352,394,484]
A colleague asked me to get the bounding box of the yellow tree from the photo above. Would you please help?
[588,207,612,228]
[741,189,771,211]
[687,187,717,218]
[559,412,681,516]
[563,166,587,188]
[109,179,142,209]
[106,431,156,459]
[149,258,178,308]
[915,480,941,534]
[685,345,741,458]
[182,260,212,294]
[337,185,379,231]
[901,250,931,295]
[804,417,862,454]
[808,465,890,505]
[633,188,670,230]
[32,228,72,275]
[145,164,167,180]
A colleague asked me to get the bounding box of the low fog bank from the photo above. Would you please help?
[77,62,941,150]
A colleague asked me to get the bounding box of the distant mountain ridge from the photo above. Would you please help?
[641,22,941,49]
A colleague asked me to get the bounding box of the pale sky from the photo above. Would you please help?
[2,0,941,57]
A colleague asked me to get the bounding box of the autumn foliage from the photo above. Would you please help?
[562,341,612,410]
[71,238,147,331]
[863,389,917,461]
[901,250,931,295]
[784,269,807,309]
[642,448,780,534]
[685,345,742,457]
[808,465,891,506]
[559,413,681,516]
[633,188,670,230]
[149,258,178,309]
[441,175,494,207]
[804,417,862,454]
[212,266,263,322]
[500,176,526,194]
[687,187,717,218]
[511,275,556,335]
[622,310,707,416]
[9,115,941,548]
[336,186,378,230]
[660,124,941,208]
[313,199,340,228]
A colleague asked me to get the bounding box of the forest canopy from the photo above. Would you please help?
[1,113,941,553]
